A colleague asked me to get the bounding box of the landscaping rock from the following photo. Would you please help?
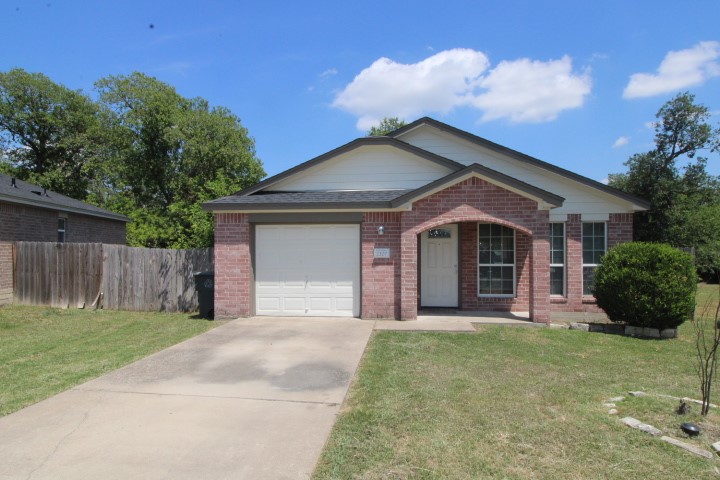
[569,323,589,332]
[660,436,714,459]
[661,328,678,339]
[547,323,569,329]
[642,327,661,338]
[711,441,720,454]
[603,403,616,408]
[608,409,618,415]
[629,391,647,397]
[625,326,644,336]
[622,417,662,436]
[608,396,625,402]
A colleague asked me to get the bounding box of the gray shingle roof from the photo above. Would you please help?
[203,190,409,211]
[0,173,130,222]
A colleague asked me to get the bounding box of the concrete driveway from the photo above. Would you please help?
[0,317,374,480]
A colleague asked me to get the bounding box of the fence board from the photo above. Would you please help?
[13,242,212,312]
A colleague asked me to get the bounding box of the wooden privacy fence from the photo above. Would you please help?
[13,242,213,312]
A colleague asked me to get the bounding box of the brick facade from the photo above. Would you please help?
[214,213,251,319]
[397,177,550,322]
[0,202,126,244]
[361,212,401,319]
[550,213,635,313]
[0,242,12,305]
[212,181,635,323]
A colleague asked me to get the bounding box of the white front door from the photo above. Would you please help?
[420,224,459,307]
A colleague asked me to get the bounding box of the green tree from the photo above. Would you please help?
[367,117,407,136]
[0,68,101,199]
[95,73,265,248]
[609,92,720,276]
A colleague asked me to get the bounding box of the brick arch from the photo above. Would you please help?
[412,216,533,237]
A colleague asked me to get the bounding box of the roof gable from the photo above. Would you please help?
[390,117,650,211]
[235,136,464,196]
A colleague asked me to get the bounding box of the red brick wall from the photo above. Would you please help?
[460,223,531,311]
[214,213,251,319]
[550,213,634,314]
[361,212,401,319]
[398,177,550,322]
[0,202,126,244]
[0,242,12,305]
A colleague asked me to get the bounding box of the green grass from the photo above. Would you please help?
[0,305,219,416]
[314,284,720,479]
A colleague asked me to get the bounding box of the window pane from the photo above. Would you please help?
[583,266,596,295]
[550,266,564,295]
[583,223,593,236]
[503,250,514,264]
[478,224,490,236]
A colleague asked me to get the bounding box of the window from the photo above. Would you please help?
[478,224,515,296]
[57,218,66,243]
[582,222,606,295]
[428,228,452,238]
[550,223,565,296]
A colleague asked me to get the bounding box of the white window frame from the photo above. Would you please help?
[582,222,606,296]
[550,222,565,297]
[57,217,67,243]
[477,223,516,298]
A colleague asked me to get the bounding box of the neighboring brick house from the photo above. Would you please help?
[0,173,129,304]
[203,118,648,322]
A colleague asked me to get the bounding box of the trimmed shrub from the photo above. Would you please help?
[593,242,697,329]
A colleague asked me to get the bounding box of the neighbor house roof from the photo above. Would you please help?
[0,173,130,222]
[389,117,651,210]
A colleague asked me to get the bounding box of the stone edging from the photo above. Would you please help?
[561,323,678,338]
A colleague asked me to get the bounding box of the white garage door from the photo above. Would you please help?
[255,224,360,316]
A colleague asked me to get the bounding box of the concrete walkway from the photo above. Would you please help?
[0,317,374,480]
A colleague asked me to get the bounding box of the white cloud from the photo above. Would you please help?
[612,136,630,148]
[623,41,720,99]
[471,56,591,122]
[320,68,338,78]
[600,178,609,185]
[332,49,591,130]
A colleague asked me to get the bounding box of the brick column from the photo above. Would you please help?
[214,213,251,319]
[399,226,418,320]
[530,213,550,323]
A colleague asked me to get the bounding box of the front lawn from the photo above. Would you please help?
[0,305,218,416]
[315,284,720,479]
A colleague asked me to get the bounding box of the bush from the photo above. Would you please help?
[593,242,697,329]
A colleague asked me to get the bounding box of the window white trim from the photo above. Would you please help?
[550,222,566,297]
[582,222,607,296]
[477,224,516,297]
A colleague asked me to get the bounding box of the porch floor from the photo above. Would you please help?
[374,310,534,332]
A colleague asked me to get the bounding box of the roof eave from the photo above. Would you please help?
[0,194,131,222]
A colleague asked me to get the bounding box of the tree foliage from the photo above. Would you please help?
[0,69,264,248]
[0,69,101,199]
[367,117,407,136]
[609,92,720,278]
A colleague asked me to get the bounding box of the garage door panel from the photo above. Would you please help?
[255,225,359,317]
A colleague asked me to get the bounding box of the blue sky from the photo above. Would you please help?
[2,0,719,183]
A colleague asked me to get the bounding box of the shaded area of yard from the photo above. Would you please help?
[0,305,219,416]
[315,285,720,479]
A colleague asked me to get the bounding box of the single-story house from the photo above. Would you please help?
[0,173,129,244]
[0,173,129,304]
[203,118,648,322]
